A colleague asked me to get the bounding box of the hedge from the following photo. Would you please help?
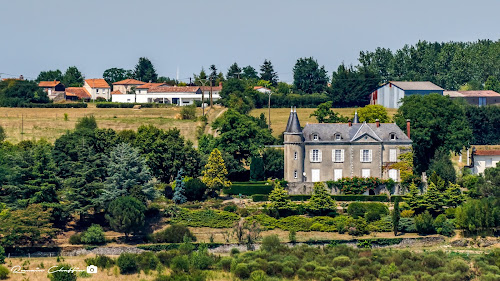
[96,102,171,108]
[137,243,223,252]
[20,103,87,108]
[223,181,274,196]
[252,194,391,202]
[170,209,240,228]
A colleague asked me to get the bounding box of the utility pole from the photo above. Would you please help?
[198,78,209,116]
[21,114,24,141]
[209,77,213,108]
[268,92,272,129]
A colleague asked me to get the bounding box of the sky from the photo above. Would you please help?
[1,0,500,83]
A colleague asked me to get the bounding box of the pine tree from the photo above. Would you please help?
[99,143,155,206]
[106,196,146,238]
[202,148,231,195]
[226,63,242,79]
[250,156,265,181]
[268,182,292,211]
[444,183,465,207]
[134,57,158,82]
[392,197,401,236]
[173,168,187,204]
[422,182,446,215]
[307,182,336,216]
[405,183,423,213]
[260,59,278,86]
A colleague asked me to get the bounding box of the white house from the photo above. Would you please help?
[254,86,271,94]
[472,149,500,175]
[370,81,444,109]
[84,79,111,100]
[111,85,220,105]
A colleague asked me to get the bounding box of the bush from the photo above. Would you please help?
[48,264,77,281]
[398,218,417,233]
[137,252,160,271]
[80,224,106,245]
[117,253,138,274]
[22,103,87,108]
[223,203,238,213]
[219,257,233,271]
[68,233,82,245]
[0,265,8,280]
[153,224,197,243]
[348,202,388,219]
[250,269,267,281]
[401,210,415,218]
[171,255,190,273]
[415,211,436,235]
[326,177,386,194]
[230,248,240,256]
[84,255,115,269]
[181,105,197,120]
[184,178,207,201]
[171,209,240,228]
[332,256,351,267]
[0,246,4,264]
[225,182,274,196]
[234,263,250,279]
[261,235,282,253]
[156,250,180,266]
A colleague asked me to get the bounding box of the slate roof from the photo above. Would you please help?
[389,81,443,91]
[284,108,302,134]
[302,122,411,143]
[85,78,110,88]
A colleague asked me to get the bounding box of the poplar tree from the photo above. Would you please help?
[392,197,401,236]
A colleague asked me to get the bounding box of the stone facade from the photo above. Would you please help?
[283,108,412,193]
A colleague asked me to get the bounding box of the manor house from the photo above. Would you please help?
[284,108,412,185]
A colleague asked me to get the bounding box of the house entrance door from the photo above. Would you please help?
[311,169,320,182]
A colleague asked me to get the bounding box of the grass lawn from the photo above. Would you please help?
[0,105,226,146]
[249,107,398,137]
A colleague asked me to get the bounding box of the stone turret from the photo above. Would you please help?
[284,107,304,182]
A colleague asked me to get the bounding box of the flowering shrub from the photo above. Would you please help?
[326,177,387,195]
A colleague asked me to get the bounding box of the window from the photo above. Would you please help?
[389,169,398,181]
[360,149,372,162]
[479,97,486,106]
[294,151,298,160]
[294,170,298,179]
[96,89,99,93]
[311,169,320,182]
[333,149,344,162]
[389,149,397,162]
[362,169,371,178]
[310,149,322,162]
[334,169,343,181]
[390,133,396,140]
[313,134,319,140]
[335,134,341,140]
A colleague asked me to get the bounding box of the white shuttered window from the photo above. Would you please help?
[362,169,371,178]
[334,169,343,181]
[310,149,322,162]
[360,149,372,162]
[333,149,344,162]
[389,169,398,181]
[389,149,397,162]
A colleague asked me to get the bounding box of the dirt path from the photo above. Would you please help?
[205,106,227,136]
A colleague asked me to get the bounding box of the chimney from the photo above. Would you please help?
[406,119,411,139]
[219,82,222,87]
[348,120,352,127]
[376,119,380,127]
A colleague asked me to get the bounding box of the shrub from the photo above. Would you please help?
[0,265,8,280]
[415,211,436,235]
[117,253,138,274]
[153,224,197,243]
[137,252,160,272]
[184,178,207,201]
[181,104,197,120]
[219,257,233,271]
[225,182,274,196]
[48,264,77,281]
[171,209,240,228]
[278,216,313,231]
[223,203,238,213]
[347,202,388,219]
[326,177,386,194]
[250,269,267,281]
[0,246,4,264]
[156,250,179,266]
[398,218,417,233]
[68,233,82,245]
[80,224,106,245]
[401,210,415,218]
[234,263,250,279]
[282,266,295,278]
[230,248,240,256]
[84,255,115,269]
[171,255,190,273]
[261,235,282,253]
[332,256,351,267]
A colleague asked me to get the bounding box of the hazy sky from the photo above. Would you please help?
[1,0,500,83]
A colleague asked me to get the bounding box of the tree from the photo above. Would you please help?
[0,125,5,142]
[414,211,436,235]
[103,68,133,84]
[394,94,472,174]
[358,104,390,123]
[36,70,63,82]
[310,101,349,123]
[242,66,259,80]
[465,105,500,145]
[427,149,456,183]
[260,59,278,86]
[392,197,401,236]
[330,64,380,107]
[201,148,231,195]
[268,183,293,215]
[62,66,84,87]
[80,224,106,245]
[0,80,49,106]
[173,168,187,204]
[262,148,284,179]
[99,143,155,206]
[484,75,500,93]
[307,182,336,216]
[226,63,242,79]
[193,67,208,86]
[250,156,265,181]
[293,57,328,94]
[184,178,207,202]
[106,196,146,238]
[134,57,157,82]
[75,115,98,131]
[421,182,446,215]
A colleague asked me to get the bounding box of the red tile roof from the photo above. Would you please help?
[112,78,146,85]
[148,86,201,93]
[457,90,500,97]
[136,82,166,89]
[474,150,500,156]
[38,81,61,87]
[85,78,110,88]
[65,87,91,99]
[111,90,123,95]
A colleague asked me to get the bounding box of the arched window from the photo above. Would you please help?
[335,133,341,140]
[390,133,396,140]
[294,170,298,179]
[294,151,298,160]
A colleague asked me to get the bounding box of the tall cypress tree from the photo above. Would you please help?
[392,197,400,236]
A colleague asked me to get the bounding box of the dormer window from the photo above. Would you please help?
[390,133,396,140]
[335,134,341,141]
[313,134,319,141]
